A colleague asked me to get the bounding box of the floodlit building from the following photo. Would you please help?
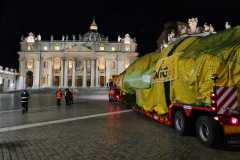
[0,66,18,91]
[18,19,138,89]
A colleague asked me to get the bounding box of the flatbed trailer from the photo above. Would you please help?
[132,87,240,147]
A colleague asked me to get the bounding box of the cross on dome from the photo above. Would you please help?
[90,18,98,31]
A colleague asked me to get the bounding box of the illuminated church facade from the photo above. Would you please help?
[18,19,138,89]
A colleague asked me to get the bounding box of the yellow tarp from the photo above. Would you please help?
[136,82,168,114]
[120,52,161,94]
[122,26,240,115]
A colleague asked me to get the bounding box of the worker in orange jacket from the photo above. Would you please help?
[56,88,63,106]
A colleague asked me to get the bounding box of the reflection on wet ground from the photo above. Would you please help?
[0,92,56,111]
[0,93,19,110]
[0,90,240,160]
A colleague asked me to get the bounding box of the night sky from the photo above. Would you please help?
[0,0,239,69]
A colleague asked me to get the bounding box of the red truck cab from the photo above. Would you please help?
[108,87,121,103]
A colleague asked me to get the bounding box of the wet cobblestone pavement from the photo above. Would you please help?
[0,91,239,160]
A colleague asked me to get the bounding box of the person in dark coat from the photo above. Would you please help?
[69,89,73,104]
[64,88,72,105]
[108,79,113,89]
[21,90,30,114]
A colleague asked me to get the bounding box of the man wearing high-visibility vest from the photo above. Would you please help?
[21,90,30,114]
[56,88,63,106]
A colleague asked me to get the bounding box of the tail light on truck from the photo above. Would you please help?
[230,117,239,125]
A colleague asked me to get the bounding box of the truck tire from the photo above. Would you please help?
[174,110,191,136]
[196,116,223,147]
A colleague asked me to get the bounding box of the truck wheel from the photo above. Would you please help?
[174,110,190,136]
[196,116,223,147]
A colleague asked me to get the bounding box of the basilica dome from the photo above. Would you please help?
[83,18,106,42]
[83,31,105,42]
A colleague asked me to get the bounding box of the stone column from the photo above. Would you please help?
[48,58,53,87]
[60,58,64,87]
[82,60,87,87]
[95,59,99,87]
[105,59,110,86]
[90,60,95,87]
[3,78,6,91]
[72,60,76,88]
[9,79,13,90]
[33,58,40,88]
[19,59,25,89]
[18,76,24,89]
[117,56,124,74]
[0,77,2,88]
[64,59,68,88]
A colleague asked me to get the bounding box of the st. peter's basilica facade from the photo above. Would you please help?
[18,19,138,89]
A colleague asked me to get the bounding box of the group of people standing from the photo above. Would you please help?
[20,88,74,114]
[55,88,74,106]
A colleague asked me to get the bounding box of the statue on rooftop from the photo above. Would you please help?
[118,35,121,42]
[209,24,216,34]
[177,22,187,35]
[203,23,210,32]
[225,22,231,30]
[124,34,131,44]
[167,30,175,43]
[62,35,65,41]
[66,35,69,41]
[167,34,170,42]
[72,35,76,41]
[37,34,41,41]
[187,18,200,34]
[50,35,54,41]
[26,32,35,43]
